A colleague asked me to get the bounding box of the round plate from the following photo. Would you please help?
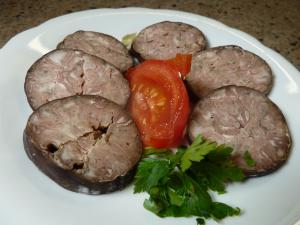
[0,8,299,225]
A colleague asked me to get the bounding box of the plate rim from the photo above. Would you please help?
[0,7,300,225]
[0,7,299,75]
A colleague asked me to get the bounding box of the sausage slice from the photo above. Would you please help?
[132,21,206,60]
[25,49,130,110]
[24,95,143,194]
[186,46,273,98]
[188,86,291,176]
[57,31,133,72]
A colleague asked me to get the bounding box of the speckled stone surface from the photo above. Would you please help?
[0,0,299,70]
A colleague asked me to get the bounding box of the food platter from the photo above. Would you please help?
[0,7,300,225]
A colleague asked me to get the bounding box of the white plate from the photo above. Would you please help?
[0,8,299,225]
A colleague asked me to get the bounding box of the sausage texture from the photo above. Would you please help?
[57,31,133,72]
[188,86,291,176]
[132,21,206,60]
[24,95,143,194]
[25,49,130,110]
[186,46,273,98]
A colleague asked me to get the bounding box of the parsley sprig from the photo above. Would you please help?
[134,135,246,224]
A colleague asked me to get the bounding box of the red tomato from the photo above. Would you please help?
[126,60,190,148]
[166,54,192,79]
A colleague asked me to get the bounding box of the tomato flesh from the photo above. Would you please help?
[166,54,192,79]
[127,60,190,148]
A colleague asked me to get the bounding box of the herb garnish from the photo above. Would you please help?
[122,33,137,49]
[243,150,256,167]
[134,135,245,224]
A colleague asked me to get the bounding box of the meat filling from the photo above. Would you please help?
[24,96,143,193]
[188,86,291,176]
[25,49,130,109]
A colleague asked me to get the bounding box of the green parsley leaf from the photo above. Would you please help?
[243,150,256,167]
[181,135,217,172]
[167,187,185,206]
[144,198,163,214]
[134,134,245,224]
[144,147,170,155]
[196,217,205,225]
[189,145,245,194]
[134,158,170,193]
[211,202,241,220]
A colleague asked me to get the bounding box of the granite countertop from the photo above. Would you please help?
[1,0,299,70]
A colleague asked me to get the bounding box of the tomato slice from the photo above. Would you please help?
[126,60,190,148]
[166,54,192,79]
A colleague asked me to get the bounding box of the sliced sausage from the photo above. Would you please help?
[132,21,206,60]
[186,46,273,98]
[57,31,133,72]
[188,86,291,176]
[24,95,143,194]
[25,49,130,110]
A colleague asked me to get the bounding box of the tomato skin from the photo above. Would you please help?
[166,54,192,79]
[127,60,190,148]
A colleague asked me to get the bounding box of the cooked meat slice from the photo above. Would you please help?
[24,95,143,194]
[188,86,291,176]
[186,45,273,98]
[57,31,133,72]
[132,21,206,60]
[25,49,130,109]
